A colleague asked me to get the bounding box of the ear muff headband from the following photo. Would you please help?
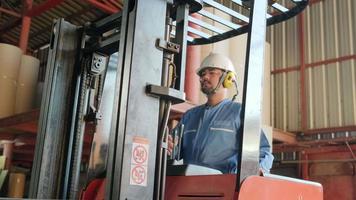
[223,71,235,89]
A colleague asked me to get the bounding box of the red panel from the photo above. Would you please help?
[80,178,105,200]
[307,152,356,200]
[312,176,355,200]
[165,174,236,200]
[238,175,323,200]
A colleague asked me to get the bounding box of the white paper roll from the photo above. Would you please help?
[0,43,22,80]
[0,43,22,118]
[15,55,40,114]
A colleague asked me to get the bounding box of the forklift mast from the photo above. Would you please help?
[28,0,320,199]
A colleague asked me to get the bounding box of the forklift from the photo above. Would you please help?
[28,0,323,199]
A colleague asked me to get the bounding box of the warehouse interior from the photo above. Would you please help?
[0,0,355,199]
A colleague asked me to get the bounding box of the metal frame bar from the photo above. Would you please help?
[174,3,189,92]
[271,3,289,13]
[202,0,249,23]
[29,19,81,199]
[19,0,33,53]
[271,54,356,74]
[298,12,307,132]
[187,26,211,39]
[106,0,167,199]
[191,0,308,45]
[304,125,356,134]
[197,9,240,30]
[238,0,268,185]
[275,143,356,154]
[105,0,132,198]
[188,16,224,34]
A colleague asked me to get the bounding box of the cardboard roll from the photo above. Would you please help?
[0,43,22,80]
[15,83,38,114]
[15,55,40,114]
[17,55,40,86]
[8,172,26,198]
[0,76,17,118]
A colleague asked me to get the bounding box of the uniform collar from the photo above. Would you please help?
[204,99,229,109]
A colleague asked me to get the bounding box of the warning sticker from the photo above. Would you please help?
[130,136,149,186]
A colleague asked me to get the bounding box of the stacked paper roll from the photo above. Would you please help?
[15,55,40,114]
[0,43,22,118]
[8,172,26,198]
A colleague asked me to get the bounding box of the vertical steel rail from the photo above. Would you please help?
[238,0,268,184]
[105,1,132,199]
[174,3,189,92]
[68,62,90,199]
[154,14,173,200]
[106,0,167,199]
[29,19,80,198]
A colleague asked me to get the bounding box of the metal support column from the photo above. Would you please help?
[301,152,309,180]
[106,0,167,199]
[174,3,189,92]
[298,12,307,132]
[29,19,81,199]
[185,13,201,104]
[238,0,268,184]
[19,0,33,53]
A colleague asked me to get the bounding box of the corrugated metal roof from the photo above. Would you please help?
[0,0,122,51]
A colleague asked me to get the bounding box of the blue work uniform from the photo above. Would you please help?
[176,99,274,174]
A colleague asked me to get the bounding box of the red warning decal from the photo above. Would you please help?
[130,136,149,186]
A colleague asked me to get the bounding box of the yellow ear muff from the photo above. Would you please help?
[223,71,235,88]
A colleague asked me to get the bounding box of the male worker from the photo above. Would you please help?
[168,53,274,174]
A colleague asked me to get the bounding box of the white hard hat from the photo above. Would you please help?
[196,53,235,75]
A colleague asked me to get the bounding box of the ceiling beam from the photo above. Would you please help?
[0,7,21,17]
[86,0,119,14]
[29,6,93,49]
[25,0,65,17]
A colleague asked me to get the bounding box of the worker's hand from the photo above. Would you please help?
[167,135,176,156]
[259,168,264,176]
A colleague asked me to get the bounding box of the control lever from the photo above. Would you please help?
[168,124,184,161]
[177,124,184,160]
[170,128,177,160]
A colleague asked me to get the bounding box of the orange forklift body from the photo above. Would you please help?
[165,174,323,200]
